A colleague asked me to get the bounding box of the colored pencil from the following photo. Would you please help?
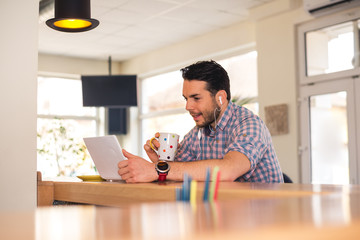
[209,166,219,202]
[203,167,211,202]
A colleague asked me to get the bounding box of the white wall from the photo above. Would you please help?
[256,5,312,183]
[118,21,256,75]
[0,0,38,210]
[38,54,121,76]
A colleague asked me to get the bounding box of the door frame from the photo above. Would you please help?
[299,78,358,184]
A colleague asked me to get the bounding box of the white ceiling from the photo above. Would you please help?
[38,0,273,62]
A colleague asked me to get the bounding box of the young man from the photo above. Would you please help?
[118,60,283,183]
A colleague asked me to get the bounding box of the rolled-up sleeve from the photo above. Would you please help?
[225,116,268,177]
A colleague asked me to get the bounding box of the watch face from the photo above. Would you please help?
[156,161,169,173]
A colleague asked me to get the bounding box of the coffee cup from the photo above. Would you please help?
[150,132,179,161]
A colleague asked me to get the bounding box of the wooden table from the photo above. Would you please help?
[51,180,357,206]
[3,181,360,239]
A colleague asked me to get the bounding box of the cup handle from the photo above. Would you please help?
[149,137,157,151]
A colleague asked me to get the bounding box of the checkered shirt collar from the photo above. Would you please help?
[203,102,234,137]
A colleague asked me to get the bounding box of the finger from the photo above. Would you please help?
[118,166,129,176]
[122,149,136,158]
[149,137,157,151]
[144,143,151,152]
[119,171,135,183]
[126,178,136,183]
[145,141,159,152]
[125,176,137,183]
[118,159,128,168]
[148,139,160,149]
[144,144,159,162]
[144,143,158,156]
[145,140,152,150]
[155,132,160,138]
[120,172,132,181]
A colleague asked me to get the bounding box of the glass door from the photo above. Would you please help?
[299,79,358,184]
[297,8,360,184]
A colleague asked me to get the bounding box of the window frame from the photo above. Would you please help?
[37,73,104,177]
[297,7,360,86]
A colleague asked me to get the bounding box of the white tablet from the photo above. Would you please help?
[83,135,126,181]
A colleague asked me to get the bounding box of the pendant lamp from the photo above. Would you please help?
[46,0,99,32]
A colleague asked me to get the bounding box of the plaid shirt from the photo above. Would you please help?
[175,102,283,183]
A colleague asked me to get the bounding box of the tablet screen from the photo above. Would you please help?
[83,135,126,181]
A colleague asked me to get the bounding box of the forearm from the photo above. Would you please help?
[167,152,250,182]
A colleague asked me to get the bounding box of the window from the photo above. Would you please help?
[306,21,355,77]
[139,71,190,157]
[141,71,185,115]
[37,76,104,177]
[219,52,258,113]
[139,52,258,158]
[298,9,360,85]
[309,92,349,184]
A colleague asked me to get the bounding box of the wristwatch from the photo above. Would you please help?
[155,161,170,181]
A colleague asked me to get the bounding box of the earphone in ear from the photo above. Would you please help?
[219,96,223,105]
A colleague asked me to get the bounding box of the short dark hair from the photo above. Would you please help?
[180,60,231,101]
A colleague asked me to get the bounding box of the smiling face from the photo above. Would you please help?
[182,80,220,128]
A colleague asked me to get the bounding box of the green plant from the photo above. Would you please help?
[231,95,256,106]
[37,118,91,177]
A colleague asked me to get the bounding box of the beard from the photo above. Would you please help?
[197,109,220,128]
[192,101,221,128]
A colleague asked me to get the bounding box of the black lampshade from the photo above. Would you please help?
[46,0,99,32]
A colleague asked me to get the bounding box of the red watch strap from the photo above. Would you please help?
[158,173,167,181]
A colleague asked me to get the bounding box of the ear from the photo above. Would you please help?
[216,90,227,106]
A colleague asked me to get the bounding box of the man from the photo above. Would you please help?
[118,60,283,183]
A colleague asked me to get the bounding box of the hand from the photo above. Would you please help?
[118,149,157,183]
[144,132,160,163]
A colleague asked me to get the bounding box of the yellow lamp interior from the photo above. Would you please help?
[54,19,92,29]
